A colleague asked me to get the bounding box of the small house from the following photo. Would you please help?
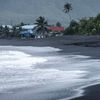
[2,25,13,32]
[48,26,64,37]
[19,25,37,38]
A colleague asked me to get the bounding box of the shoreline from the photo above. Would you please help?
[0,36,100,100]
[71,84,100,100]
[1,36,100,58]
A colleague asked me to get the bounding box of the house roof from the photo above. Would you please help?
[22,25,37,30]
[2,25,13,29]
[48,26,64,32]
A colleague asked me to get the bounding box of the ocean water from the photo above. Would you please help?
[0,46,100,100]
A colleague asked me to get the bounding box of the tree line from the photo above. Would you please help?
[0,2,71,39]
[63,2,100,35]
[0,17,63,39]
[0,2,100,38]
[64,14,100,35]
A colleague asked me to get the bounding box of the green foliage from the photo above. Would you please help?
[64,13,100,35]
[63,2,72,23]
[4,26,10,38]
[35,16,48,38]
[0,25,21,38]
[64,20,79,35]
[64,3,72,13]
[96,14,100,20]
[56,22,62,27]
[0,26,3,37]
[12,26,18,37]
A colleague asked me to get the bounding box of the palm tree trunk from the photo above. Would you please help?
[68,13,72,24]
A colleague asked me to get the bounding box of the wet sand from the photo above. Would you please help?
[71,84,100,100]
[0,36,100,100]
[1,36,100,58]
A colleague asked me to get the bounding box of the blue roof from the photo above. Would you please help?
[21,25,37,30]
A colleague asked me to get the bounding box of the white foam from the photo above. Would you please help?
[0,46,61,53]
[0,51,47,69]
[0,50,87,92]
[0,46,100,100]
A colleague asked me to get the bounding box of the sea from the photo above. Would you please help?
[0,46,100,100]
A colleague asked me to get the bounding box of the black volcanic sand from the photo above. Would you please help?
[71,84,100,100]
[0,36,100,59]
[1,36,100,100]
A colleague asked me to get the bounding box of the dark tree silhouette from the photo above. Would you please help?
[56,22,62,27]
[0,26,3,37]
[64,2,72,23]
[35,16,48,38]
[4,26,9,38]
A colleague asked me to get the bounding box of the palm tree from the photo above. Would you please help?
[4,26,10,38]
[35,16,48,38]
[0,26,3,37]
[64,2,72,23]
[12,26,19,37]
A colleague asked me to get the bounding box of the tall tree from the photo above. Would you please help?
[4,26,9,38]
[56,22,62,27]
[12,26,18,37]
[0,26,3,37]
[63,2,72,23]
[35,16,48,38]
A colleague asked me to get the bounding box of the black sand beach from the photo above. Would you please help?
[71,84,100,100]
[1,36,100,58]
[0,36,100,100]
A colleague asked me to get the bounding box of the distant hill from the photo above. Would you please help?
[0,0,100,26]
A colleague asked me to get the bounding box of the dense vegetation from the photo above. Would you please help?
[35,16,48,38]
[0,25,21,38]
[64,13,100,35]
[0,2,100,38]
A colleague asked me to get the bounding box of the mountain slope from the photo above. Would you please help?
[0,0,100,26]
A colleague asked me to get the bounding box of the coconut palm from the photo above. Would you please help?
[64,2,72,23]
[35,16,48,38]
[0,26,3,37]
[4,26,10,38]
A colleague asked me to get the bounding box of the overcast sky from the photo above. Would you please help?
[0,0,99,26]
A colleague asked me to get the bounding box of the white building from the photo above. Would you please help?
[21,25,37,30]
[2,25,13,29]
[20,25,37,38]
